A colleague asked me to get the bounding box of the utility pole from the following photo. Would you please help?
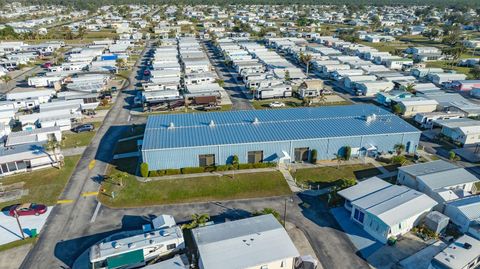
[283,198,287,226]
[14,210,25,240]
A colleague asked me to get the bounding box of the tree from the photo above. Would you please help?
[404,83,416,94]
[182,213,210,229]
[469,65,480,79]
[392,104,402,115]
[394,143,405,156]
[44,137,62,169]
[391,155,407,165]
[231,154,239,167]
[344,146,352,161]
[116,58,127,71]
[140,162,149,177]
[254,208,282,223]
[299,52,313,77]
[310,149,317,164]
[333,153,342,169]
[284,70,291,81]
[0,75,12,83]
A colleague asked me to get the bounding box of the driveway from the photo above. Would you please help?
[0,207,53,245]
[203,41,254,110]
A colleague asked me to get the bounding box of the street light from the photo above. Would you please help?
[13,209,25,240]
[283,196,294,227]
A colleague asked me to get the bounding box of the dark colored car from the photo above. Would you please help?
[9,203,47,217]
[72,124,95,133]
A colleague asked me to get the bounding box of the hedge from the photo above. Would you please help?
[148,170,165,177]
[165,169,181,175]
[215,165,229,171]
[181,167,205,174]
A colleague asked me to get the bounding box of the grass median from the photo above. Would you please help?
[292,163,381,189]
[99,159,291,207]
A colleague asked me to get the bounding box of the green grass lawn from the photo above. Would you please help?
[84,30,118,39]
[99,159,291,207]
[293,164,381,188]
[0,237,37,253]
[61,122,101,149]
[0,156,81,210]
[426,61,473,78]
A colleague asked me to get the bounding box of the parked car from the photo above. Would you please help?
[72,124,95,133]
[269,101,286,108]
[9,203,47,217]
[143,70,151,76]
[42,62,52,68]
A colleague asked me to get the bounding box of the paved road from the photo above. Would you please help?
[203,41,254,110]
[0,66,43,94]
[20,42,151,269]
[55,195,370,269]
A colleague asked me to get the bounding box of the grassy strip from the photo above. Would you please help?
[292,164,381,188]
[0,156,81,210]
[99,159,291,207]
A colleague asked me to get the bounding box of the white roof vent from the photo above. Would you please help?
[209,120,215,127]
[112,241,121,249]
[128,243,136,249]
[253,117,260,124]
[365,114,377,124]
[168,122,175,129]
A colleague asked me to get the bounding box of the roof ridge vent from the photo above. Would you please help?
[168,122,175,129]
[253,117,260,124]
[209,120,215,127]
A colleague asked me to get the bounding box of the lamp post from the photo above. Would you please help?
[283,197,294,227]
[14,210,25,240]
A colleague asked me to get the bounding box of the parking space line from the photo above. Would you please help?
[57,200,74,204]
[81,191,99,197]
[90,202,101,223]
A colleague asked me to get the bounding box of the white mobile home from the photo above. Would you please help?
[338,177,437,244]
[396,98,439,117]
[443,195,480,237]
[356,81,395,96]
[192,215,300,269]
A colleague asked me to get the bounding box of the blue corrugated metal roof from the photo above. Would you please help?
[143,105,420,150]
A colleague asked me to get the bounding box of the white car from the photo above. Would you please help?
[269,101,286,108]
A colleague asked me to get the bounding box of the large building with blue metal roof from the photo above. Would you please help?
[141,104,421,170]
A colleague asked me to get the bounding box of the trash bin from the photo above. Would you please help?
[30,228,38,238]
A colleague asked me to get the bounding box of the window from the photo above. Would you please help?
[167,243,176,250]
[7,162,17,172]
[16,161,26,170]
[248,151,263,164]
[260,266,268,269]
[199,154,215,167]
[353,209,364,223]
[1,163,8,173]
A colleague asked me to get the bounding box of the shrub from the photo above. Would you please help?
[238,163,254,169]
[149,170,165,177]
[165,169,181,175]
[204,166,215,172]
[310,149,317,163]
[231,155,239,165]
[391,155,407,165]
[227,164,237,170]
[215,165,229,171]
[344,146,351,161]
[140,163,149,177]
[181,167,205,174]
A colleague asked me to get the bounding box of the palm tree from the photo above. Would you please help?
[44,137,62,169]
[299,52,313,77]
[319,92,327,104]
[182,213,210,229]
[394,143,405,156]
[404,83,416,94]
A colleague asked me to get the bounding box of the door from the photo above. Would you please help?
[294,148,309,162]
[248,151,263,164]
